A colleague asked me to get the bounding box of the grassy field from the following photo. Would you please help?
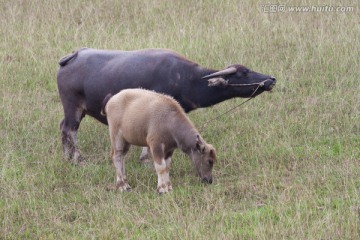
[1,0,359,239]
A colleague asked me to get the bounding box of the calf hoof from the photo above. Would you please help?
[157,183,172,194]
[139,155,151,163]
[116,181,132,192]
[118,185,132,192]
[139,156,153,169]
[139,150,153,164]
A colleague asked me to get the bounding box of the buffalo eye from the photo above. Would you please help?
[208,159,214,166]
[242,68,249,76]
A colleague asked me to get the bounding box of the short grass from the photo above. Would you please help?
[1,0,359,239]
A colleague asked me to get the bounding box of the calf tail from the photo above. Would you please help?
[101,93,113,116]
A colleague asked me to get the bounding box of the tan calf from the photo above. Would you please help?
[101,89,216,193]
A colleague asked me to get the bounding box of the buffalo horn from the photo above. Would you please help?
[201,67,237,79]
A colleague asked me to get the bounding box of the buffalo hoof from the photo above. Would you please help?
[70,151,85,166]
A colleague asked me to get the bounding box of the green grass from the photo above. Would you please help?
[1,0,359,239]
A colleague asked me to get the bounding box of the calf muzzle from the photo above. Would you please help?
[201,176,213,184]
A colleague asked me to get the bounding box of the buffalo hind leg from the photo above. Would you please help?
[60,108,85,165]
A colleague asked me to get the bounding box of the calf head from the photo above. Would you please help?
[191,135,216,184]
[202,64,276,98]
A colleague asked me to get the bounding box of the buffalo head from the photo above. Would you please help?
[202,64,276,98]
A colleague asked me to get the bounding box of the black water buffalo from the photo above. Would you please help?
[57,48,276,164]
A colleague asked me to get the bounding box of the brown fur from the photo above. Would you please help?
[103,89,216,192]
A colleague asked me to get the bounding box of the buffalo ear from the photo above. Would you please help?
[207,78,228,87]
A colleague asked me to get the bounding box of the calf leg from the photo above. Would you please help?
[151,144,172,193]
[111,132,131,192]
[164,157,172,191]
[59,107,85,165]
[139,147,151,163]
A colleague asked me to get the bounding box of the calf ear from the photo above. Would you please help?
[196,135,205,153]
[209,148,216,159]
